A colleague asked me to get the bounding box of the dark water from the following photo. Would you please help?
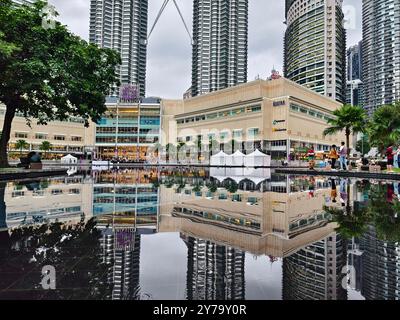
[0,168,399,300]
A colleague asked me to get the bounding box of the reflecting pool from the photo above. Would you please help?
[1,168,399,300]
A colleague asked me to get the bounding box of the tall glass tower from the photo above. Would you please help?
[191,0,248,97]
[89,0,148,97]
[362,0,400,116]
[284,0,346,103]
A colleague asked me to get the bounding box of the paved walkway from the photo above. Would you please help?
[275,168,400,181]
[0,167,67,181]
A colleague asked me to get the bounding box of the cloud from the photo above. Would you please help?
[49,0,363,99]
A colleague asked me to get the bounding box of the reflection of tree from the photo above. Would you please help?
[325,205,369,240]
[326,183,400,242]
[0,219,111,299]
[368,185,400,243]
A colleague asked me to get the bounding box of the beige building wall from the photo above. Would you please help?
[161,78,349,158]
[0,105,95,159]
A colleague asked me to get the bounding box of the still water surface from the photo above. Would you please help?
[0,168,399,300]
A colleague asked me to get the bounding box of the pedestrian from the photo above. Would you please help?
[386,145,394,172]
[339,142,347,171]
[394,146,400,169]
[307,146,316,170]
[328,145,339,170]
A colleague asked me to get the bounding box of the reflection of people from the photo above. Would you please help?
[339,178,348,207]
[308,177,315,198]
[330,179,337,203]
[387,183,395,202]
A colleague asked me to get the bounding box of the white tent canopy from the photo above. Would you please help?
[61,154,78,164]
[244,149,271,167]
[210,151,228,166]
[231,150,245,166]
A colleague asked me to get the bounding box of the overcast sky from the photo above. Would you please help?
[49,0,362,99]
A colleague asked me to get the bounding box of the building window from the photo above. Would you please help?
[15,132,28,139]
[248,128,259,138]
[233,130,243,138]
[35,133,48,140]
[71,136,82,142]
[54,135,66,141]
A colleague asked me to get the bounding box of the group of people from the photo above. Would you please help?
[307,142,348,171]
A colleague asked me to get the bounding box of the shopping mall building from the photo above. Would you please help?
[1,77,348,163]
[161,77,347,163]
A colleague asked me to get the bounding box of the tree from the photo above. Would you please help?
[0,1,120,167]
[39,140,52,158]
[323,104,367,157]
[367,102,400,153]
[15,139,28,156]
[355,134,371,155]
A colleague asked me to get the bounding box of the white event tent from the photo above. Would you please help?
[244,150,271,167]
[61,154,78,164]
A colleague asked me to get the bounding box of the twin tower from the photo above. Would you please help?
[89,0,248,98]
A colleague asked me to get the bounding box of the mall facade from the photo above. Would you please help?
[95,97,161,162]
[161,77,347,163]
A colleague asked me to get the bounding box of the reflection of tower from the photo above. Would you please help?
[283,233,347,300]
[100,227,141,300]
[0,183,6,230]
[183,235,245,300]
[359,226,400,300]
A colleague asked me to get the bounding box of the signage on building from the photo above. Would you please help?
[119,84,139,102]
[272,120,286,125]
[273,100,286,107]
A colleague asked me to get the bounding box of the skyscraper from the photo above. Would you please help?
[89,0,148,97]
[191,0,248,97]
[284,0,346,103]
[346,42,364,107]
[362,0,400,116]
[12,0,35,5]
[283,233,347,300]
[183,235,245,300]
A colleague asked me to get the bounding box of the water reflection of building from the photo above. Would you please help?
[159,176,339,258]
[99,226,141,300]
[93,170,159,228]
[94,170,160,300]
[282,233,347,300]
[3,175,93,230]
[183,235,245,300]
[359,226,400,300]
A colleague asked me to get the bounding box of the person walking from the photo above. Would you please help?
[328,145,339,170]
[307,146,316,170]
[386,145,394,172]
[339,142,348,171]
[394,146,400,169]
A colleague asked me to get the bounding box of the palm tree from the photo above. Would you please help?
[15,139,29,156]
[367,102,400,153]
[323,104,367,157]
[39,141,52,159]
[165,143,175,163]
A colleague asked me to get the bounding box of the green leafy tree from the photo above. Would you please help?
[0,1,120,167]
[39,140,52,159]
[367,103,400,153]
[323,104,367,157]
[15,139,28,156]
